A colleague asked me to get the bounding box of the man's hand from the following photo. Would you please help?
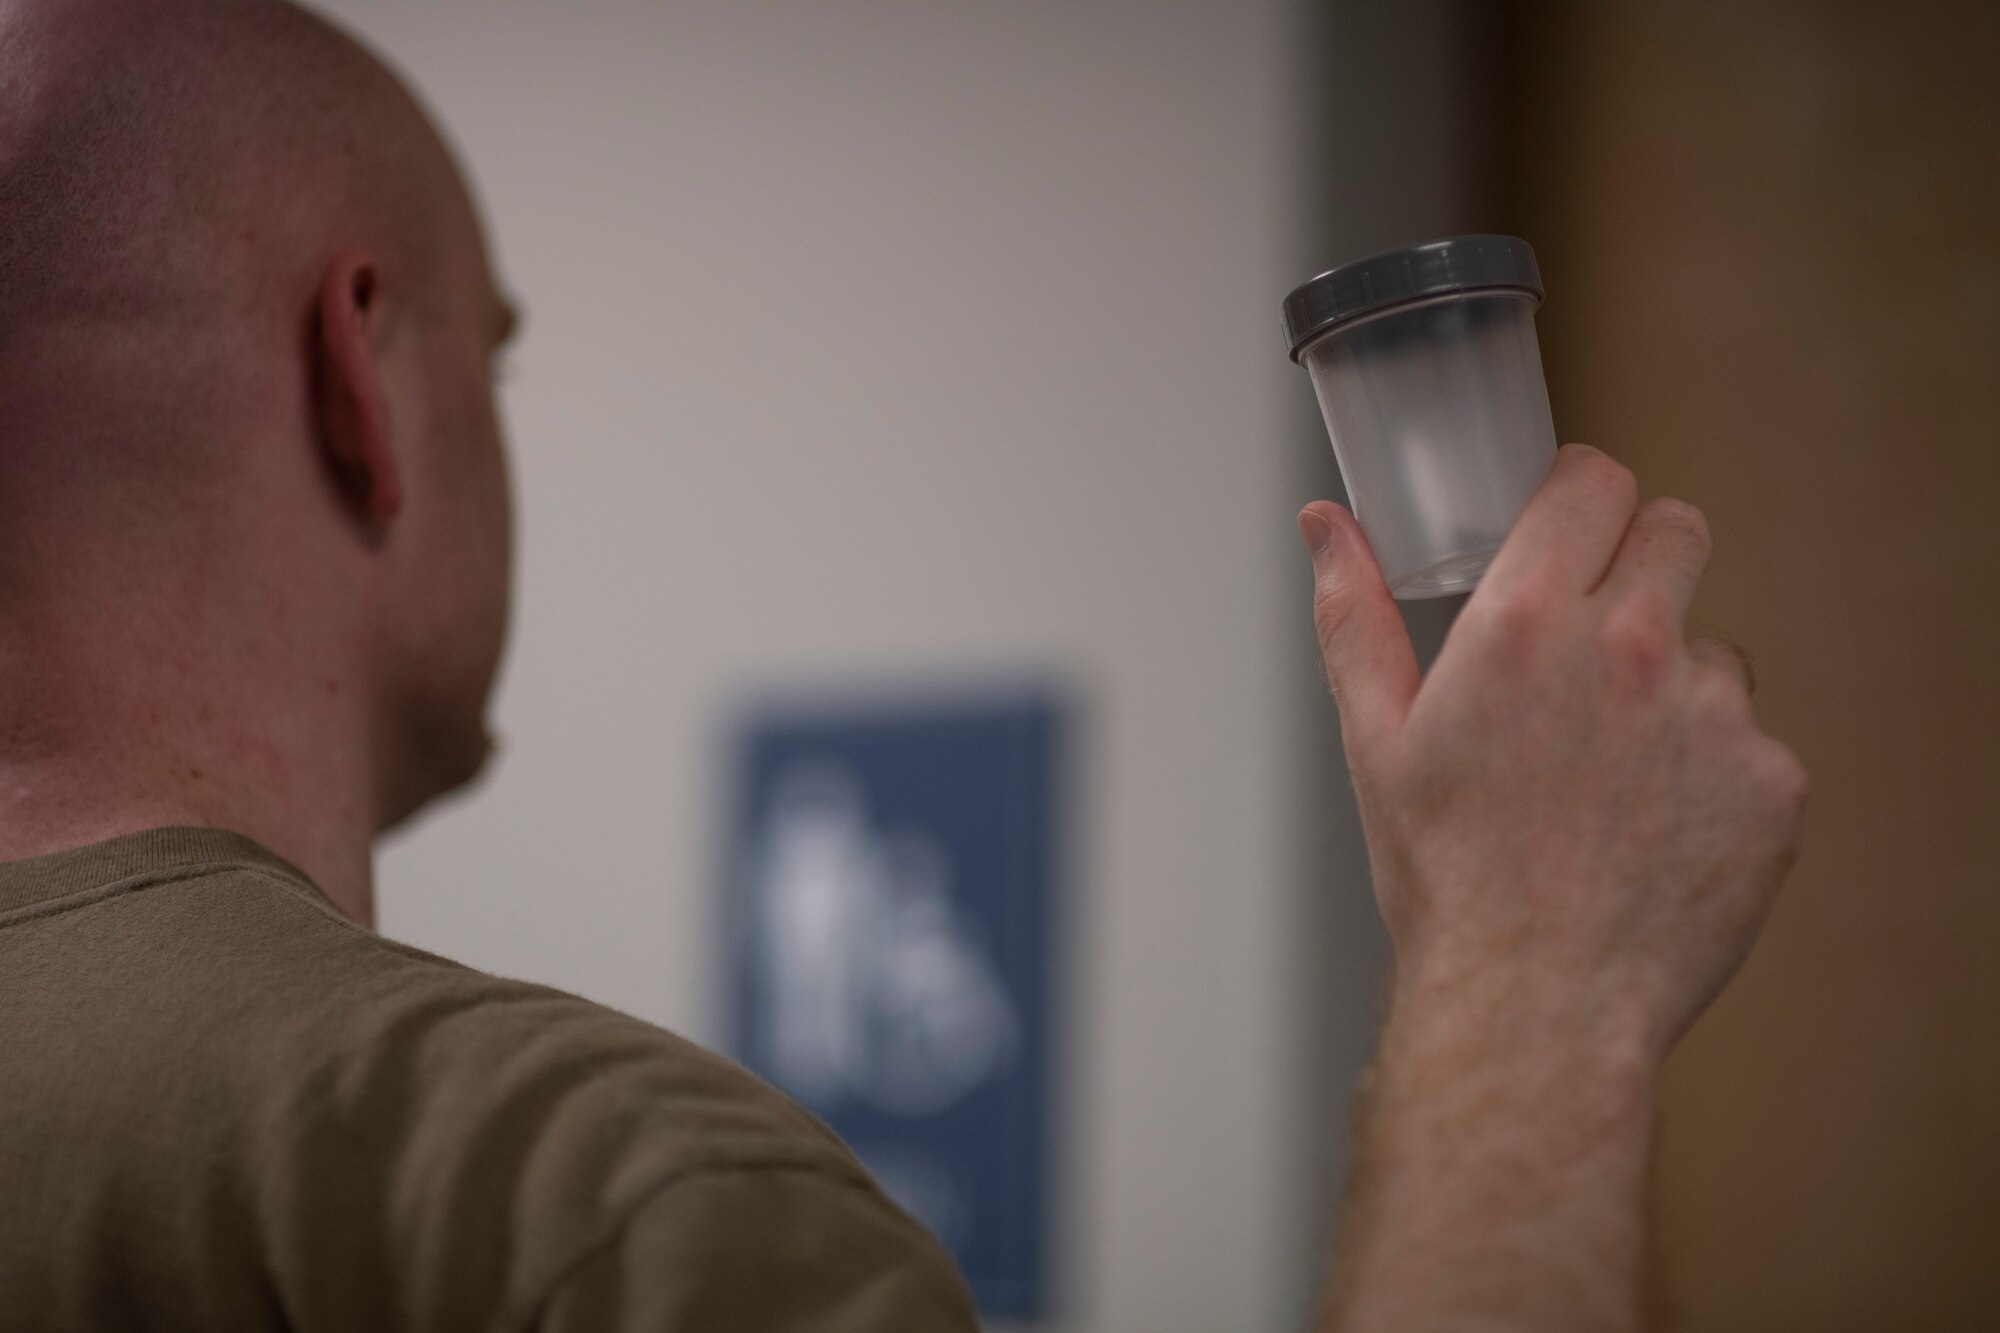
[1304,440,1806,1058]
[1302,443,1808,1331]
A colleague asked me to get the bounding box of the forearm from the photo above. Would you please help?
[1298,447,1805,1331]
[1320,964,1661,1333]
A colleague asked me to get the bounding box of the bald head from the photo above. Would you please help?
[0,0,517,866]
[0,0,464,340]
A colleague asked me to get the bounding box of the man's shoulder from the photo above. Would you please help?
[0,836,946,1327]
[321,926,860,1181]
[49,846,859,1184]
[167,860,915,1323]
[176,861,862,1180]
[290,913,976,1331]
[0,832,968,1320]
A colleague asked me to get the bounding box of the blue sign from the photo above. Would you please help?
[727,691,1063,1319]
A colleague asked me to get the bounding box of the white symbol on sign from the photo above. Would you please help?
[754,759,1020,1116]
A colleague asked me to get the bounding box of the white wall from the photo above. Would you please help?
[318,2,1354,1329]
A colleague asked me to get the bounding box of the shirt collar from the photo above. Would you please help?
[0,826,323,915]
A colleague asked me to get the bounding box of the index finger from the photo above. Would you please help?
[1593,496,1713,624]
[1479,444,1640,600]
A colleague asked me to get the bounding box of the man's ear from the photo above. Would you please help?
[314,253,404,524]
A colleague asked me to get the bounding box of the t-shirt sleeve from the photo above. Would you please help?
[528,1165,982,1333]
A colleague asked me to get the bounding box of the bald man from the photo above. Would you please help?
[0,0,976,1327]
[0,1,1808,1331]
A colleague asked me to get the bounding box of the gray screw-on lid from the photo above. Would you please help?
[1282,234,1544,362]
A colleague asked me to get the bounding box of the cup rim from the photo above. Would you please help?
[1282,234,1543,362]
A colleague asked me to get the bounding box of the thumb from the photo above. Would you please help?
[1298,502,1420,758]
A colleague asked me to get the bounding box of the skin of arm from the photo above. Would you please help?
[1299,443,1809,1332]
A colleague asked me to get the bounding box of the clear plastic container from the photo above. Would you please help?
[1284,236,1558,600]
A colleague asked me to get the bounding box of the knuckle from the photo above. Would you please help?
[1310,580,1354,643]
[1310,587,1368,693]
[1573,448,1639,507]
[1598,595,1676,689]
[1476,582,1556,663]
[1645,496,1712,554]
[1689,659,1754,724]
[1753,740,1811,813]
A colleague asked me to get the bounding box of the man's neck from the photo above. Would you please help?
[0,595,381,925]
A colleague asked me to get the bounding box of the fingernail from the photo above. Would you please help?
[1298,508,1332,559]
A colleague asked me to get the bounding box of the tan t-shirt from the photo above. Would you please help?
[0,827,979,1331]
